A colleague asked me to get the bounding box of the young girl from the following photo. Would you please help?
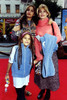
[5,31,33,100]
[34,4,61,100]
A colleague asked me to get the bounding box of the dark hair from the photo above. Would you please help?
[19,5,38,29]
[18,32,34,69]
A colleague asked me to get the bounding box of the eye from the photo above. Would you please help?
[39,10,42,13]
[27,8,30,11]
[44,10,46,12]
[24,37,26,39]
[31,10,34,12]
[27,8,34,12]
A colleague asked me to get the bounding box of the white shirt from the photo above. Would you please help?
[9,45,30,88]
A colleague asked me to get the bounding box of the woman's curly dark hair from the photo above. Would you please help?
[19,5,38,29]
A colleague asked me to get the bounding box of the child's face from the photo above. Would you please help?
[21,34,31,47]
[38,8,48,20]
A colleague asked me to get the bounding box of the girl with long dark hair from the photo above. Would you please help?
[5,31,34,100]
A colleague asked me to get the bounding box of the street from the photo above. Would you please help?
[0,43,16,58]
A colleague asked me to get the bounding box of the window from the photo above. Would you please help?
[28,0,32,2]
[21,0,32,3]
[0,5,1,13]
[6,5,10,13]
[21,0,27,2]
[15,5,20,13]
[64,0,67,8]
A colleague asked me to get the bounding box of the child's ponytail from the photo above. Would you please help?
[17,36,22,70]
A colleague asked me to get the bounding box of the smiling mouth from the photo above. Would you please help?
[41,15,44,17]
[27,13,31,15]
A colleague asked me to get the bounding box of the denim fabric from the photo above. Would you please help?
[40,33,58,78]
[11,43,32,77]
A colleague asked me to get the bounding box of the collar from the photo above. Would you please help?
[21,43,29,48]
[37,18,49,27]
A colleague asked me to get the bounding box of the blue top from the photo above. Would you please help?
[40,33,58,78]
[11,43,32,78]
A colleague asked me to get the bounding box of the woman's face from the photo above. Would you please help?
[38,8,48,20]
[26,6,35,19]
[21,34,31,47]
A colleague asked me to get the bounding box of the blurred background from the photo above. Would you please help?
[0,0,67,58]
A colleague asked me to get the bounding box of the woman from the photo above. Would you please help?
[11,4,37,96]
[11,5,37,41]
[34,4,61,100]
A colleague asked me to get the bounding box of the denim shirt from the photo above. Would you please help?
[40,33,58,78]
[11,43,32,78]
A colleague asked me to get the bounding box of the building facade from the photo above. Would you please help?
[0,0,33,35]
[0,0,34,18]
[64,0,67,8]
[0,0,65,35]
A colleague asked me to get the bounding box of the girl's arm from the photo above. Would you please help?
[5,46,16,81]
[5,62,12,81]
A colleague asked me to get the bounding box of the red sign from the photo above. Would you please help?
[5,18,17,24]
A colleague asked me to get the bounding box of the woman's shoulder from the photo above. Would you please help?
[51,21,59,28]
[52,21,57,25]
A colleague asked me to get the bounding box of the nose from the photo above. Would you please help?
[28,10,31,13]
[41,11,44,14]
[26,38,29,41]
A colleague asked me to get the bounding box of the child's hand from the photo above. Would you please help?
[5,73,9,82]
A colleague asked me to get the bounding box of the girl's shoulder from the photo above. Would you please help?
[10,45,18,56]
[12,45,18,51]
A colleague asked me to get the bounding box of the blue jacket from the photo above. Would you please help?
[40,33,58,78]
[11,43,32,78]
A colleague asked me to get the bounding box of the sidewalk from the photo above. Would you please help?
[0,42,16,58]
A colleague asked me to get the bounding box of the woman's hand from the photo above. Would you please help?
[34,60,38,65]
[12,25,20,31]
[48,18,53,24]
